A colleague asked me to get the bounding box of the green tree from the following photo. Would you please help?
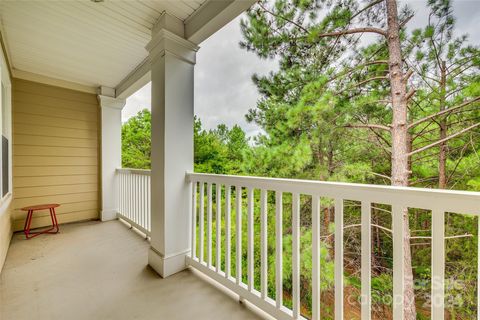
[407,0,480,190]
[194,117,250,174]
[121,109,151,169]
[241,0,479,318]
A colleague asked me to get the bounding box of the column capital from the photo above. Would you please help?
[146,29,199,65]
[97,95,126,110]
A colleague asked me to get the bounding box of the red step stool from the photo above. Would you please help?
[21,203,60,239]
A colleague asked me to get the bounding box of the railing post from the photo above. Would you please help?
[146,19,199,277]
[98,91,125,221]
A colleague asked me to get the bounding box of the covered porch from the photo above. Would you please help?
[0,0,264,319]
[0,219,261,320]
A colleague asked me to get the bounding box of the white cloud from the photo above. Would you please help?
[122,2,479,134]
[122,82,151,123]
[122,14,277,137]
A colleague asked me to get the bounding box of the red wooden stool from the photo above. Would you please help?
[22,203,60,239]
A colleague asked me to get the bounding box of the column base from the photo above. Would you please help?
[101,209,117,222]
[148,247,190,278]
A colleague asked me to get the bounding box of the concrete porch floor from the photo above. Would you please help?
[0,220,261,320]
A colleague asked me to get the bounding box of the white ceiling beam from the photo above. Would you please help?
[115,57,151,99]
[152,12,185,38]
[185,0,257,44]
[12,69,97,94]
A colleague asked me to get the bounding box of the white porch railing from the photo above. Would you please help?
[186,172,480,320]
[116,168,151,236]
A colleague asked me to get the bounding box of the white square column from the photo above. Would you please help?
[146,21,199,278]
[98,89,126,221]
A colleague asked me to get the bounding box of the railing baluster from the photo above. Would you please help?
[236,185,242,285]
[191,182,197,259]
[121,172,124,214]
[312,195,321,320]
[392,205,405,320]
[147,174,151,232]
[138,175,142,227]
[137,174,140,225]
[139,175,142,226]
[144,175,148,232]
[334,198,344,320]
[138,175,141,226]
[207,183,213,267]
[431,208,445,319]
[199,182,205,263]
[361,201,372,320]
[143,175,147,230]
[134,174,137,224]
[127,173,130,220]
[133,174,136,222]
[225,185,231,278]
[122,173,125,215]
[133,174,137,225]
[275,191,283,309]
[116,171,120,215]
[130,174,133,222]
[292,193,300,319]
[260,189,268,300]
[119,172,122,215]
[478,216,480,320]
[247,187,254,291]
[216,184,222,272]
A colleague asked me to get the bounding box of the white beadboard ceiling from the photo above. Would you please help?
[0,0,207,89]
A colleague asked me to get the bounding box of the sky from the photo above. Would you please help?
[122,0,480,138]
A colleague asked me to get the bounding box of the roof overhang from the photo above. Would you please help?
[115,0,256,99]
[0,0,257,96]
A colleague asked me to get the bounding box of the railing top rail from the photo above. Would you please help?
[116,168,151,175]
[186,172,480,214]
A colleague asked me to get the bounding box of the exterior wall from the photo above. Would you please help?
[0,200,13,271]
[0,27,13,274]
[11,79,100,231]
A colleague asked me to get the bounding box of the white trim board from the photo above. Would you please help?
[12,69,97,94]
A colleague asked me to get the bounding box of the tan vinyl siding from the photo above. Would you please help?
[12,79,99,231]
[0,198,13,272]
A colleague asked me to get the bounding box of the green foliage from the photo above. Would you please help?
[194,117,250,174]
[121,109,151,169]
[238,0,479,317]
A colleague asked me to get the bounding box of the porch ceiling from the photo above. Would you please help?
[0,0,250,91]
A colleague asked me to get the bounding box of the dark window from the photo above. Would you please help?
[2,135,7,197]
